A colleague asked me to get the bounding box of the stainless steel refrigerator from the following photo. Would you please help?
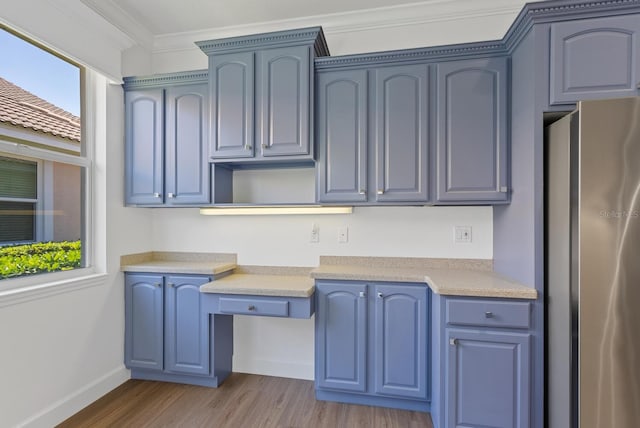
[545,97,640,428]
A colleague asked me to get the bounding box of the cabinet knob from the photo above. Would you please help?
[167,283,174,288]
[261,143,268,149]
[449,338,458,346]
[377,292,383,298]
[499,186,508,193]
[244,144,252,150]
[248,305,256,311]
[167,193,175,199]
[359,291,366,298]
[377,190,384,195]
[154,283,162,288]
[359,190,366,195]
[153,192,161,198]
[485,311,494,318]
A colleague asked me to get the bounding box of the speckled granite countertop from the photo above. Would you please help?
[311,256,537,300]
[200,266,314,297]
[120,251,237,276]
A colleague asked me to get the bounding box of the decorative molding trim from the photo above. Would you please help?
[122,69,209,90]
[196,27,329,57]
[80,0,153,49]
[315,41,507,70]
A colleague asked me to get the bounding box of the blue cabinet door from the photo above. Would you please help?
[316,281,368,392]
[164,275,210,375]
[435,57,509,204]
[209,52,255,159]
[124,89,164,205]
[446,328,531,428]
[125,273,164,370]
[550,15,640,105]
[373,284,428,400]
[373,64,430,203]
[165,84,210,205]
[316,69,368,203]
[256,46,311,158]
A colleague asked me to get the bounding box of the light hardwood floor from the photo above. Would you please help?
[58,373,433,428]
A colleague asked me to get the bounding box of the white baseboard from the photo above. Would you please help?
[18,366,129,428]
[232,356,314,381]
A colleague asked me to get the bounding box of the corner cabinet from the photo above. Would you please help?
[124,73,211,206]
[125,272,233,387]
[315,280,430,411]
[316,64,430,204]
[435,57,509,204]
[439,296,532,428]
[549,15,640,106]
[198,27,329,165]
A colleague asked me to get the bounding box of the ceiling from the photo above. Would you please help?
[102,0,425,35]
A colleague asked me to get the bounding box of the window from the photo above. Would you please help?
[0,26,88,282]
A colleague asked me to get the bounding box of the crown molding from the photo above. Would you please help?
[122,69,208,90]
[196,27,329,57]
[153,0,528,55]
[80,0,154,50]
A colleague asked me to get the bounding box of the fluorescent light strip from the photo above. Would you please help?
[199,206,353,216]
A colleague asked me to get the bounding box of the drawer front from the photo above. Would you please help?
[218,297,289,317]
[446,299,531,329]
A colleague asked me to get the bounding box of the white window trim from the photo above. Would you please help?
[0,69,108,305]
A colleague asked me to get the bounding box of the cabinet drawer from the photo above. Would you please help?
[218,297,289,317]
[446,299,531,329]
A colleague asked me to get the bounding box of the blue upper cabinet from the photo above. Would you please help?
[435,57,509,204]
[316,69,368,203]
[549,15,640,105]
[257,46,311,157]
[125,89,164,206]
[165,84,210,205]
[373,65,430,203]
[209,52,255,159]
[124,72,211,206]
[198,27,329,165]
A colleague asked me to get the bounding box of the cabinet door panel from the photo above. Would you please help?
[446,329,531,428]
[373,65,430,202]
[165,84,210,205]
[164,275,210,375]
[125,274,164,370]
[257,46,311,157]
[436,58,508,203]
[374,284,428,400]
[316,282,367,392]
[550,15,640,104]
[210,52,254,159]
[125,90,164,205]
[316,70,368,203]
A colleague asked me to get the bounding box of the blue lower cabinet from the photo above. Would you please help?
[315,280,430,412]
[125,273,232,387]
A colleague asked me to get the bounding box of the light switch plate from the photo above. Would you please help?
[454,226,472,243]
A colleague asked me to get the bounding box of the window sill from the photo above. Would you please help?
[0,269,108,308]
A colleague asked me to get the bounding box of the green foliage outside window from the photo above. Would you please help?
[0,240,81,279]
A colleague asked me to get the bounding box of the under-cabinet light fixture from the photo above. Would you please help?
[199,206,353,216]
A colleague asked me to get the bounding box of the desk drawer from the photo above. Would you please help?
[446,298,531,329]
[218,297,289,317]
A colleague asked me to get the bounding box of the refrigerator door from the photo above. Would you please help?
[578,97,640,428]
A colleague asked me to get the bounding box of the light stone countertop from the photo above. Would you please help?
[311,256,537,300]
[200,266,314,297]
[120,251,237,276]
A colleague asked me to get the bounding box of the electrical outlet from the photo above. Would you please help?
[454,226,472,243]
[338,226,349,243]
[310,223,319,243]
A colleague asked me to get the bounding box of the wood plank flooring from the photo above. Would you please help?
[58,373,433,428]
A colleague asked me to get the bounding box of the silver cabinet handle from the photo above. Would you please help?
[248,305,256,311]
[377,292,383,298]
[359,190,366,195]
[499,186,508,193]
[167,193,175,199]
[153,192,161,198]
[377,190,384,195]
[244,144,252,150]
[167,283,174,288]
[359,291,366,298]
[450,338,458,346]
[154,283,162,288]
[261,143,268,149]
[485,311,494,318]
